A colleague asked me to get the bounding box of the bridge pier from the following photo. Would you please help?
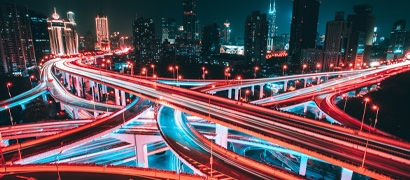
[121,90,126,106]
[73,107,79,119]
[317,77,321,85]
[304,78,307,88]
[259,84,264,99]
[65,73,71,90]
[299,156,308,176]
[75,76,81,97]
[251,86,254,96]
[227,89,232,99]
[62,72,66,84]
[115,89,121,105]
[21,104,25,111]
[215,124,228,148]
[42,93,48,103]
[283,81,288,92]
[59,102,65,111]
[303,104,307,113]
[234,88,239,100]
[341,168,353,180]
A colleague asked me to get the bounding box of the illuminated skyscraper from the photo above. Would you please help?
[388,20,407,57]
[161,18,177,44]
[267,0,277,51]
[29,10,50,60]
[47,8,78,56]
[288,0,320,66]
[182,0,198,40]
[223,20,231,44]
[244,11,268,65]
[95,12,110,51]
[0,3,36,76]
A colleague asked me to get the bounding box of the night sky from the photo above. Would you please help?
[5,0,410,39]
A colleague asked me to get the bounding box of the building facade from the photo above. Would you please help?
[161,18,178,44]
[95,13,110,51]
[132,16,159,64]
[244,11,268,65]
[47,8,78,56]
[29,10,50,61]
[267,0,277,51]
[0,3,36,76]
[288,0,320,66]
[346,4,376,69]
[323,12,350,71]
[182,0,199,40]
[387,19,407,60]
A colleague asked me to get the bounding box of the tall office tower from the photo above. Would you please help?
[288,0,320,66]
[387,20,407,59]
[201,23,221,58]
[346,4,376,69]
[0,3,36,76]
[84,30,95,51]
[372,27,378,45]
[29,10,50,61]
[323,12,350,71]
[132,17,158,64]
[267,0,277,51]
[47,8,78,56]
[182,0,198,40]
[223,20,231,44]
[95,12,110,51]
[161,18,177,44]
[244,11,268,65]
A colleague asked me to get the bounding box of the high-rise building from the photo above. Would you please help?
[288,0,320,66]
[0,3,36,76]
[323,12,350,71]
[95,12,110,51]
[244,11,268,65]
[387,20,407,59]
[132,16,159,64]
[223,20,231,45]
[47,8,78,56]
[84,30,95,51]
[346,4,376,69]
[201,23,221,58]
[267,0,277,51]
[29,10,50,61]
[161,18,178,44]
[182,0,198,40]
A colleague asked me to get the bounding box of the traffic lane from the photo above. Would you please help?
[0,172,159,180]
[3,100,151,162]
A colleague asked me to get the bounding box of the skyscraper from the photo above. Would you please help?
[182,0,198,40]
[47,8,78,56]
[0,3,36,76]
[346,4,376,69]
[161,18,177,44]
[201,23,221,58]
[132,16,158,64]
[323,12,350,71]
[29,10,50,61]
[288,0,320,66]
[387,19,407,59]
[267,0,277,51]
[95,12,110,51]
[223,20,231,45]
[244,11,268,65]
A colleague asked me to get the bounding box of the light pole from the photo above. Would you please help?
[237,76,242,101]
[107,60,111,70]
[254,66,259,79]
[372,105,379,130]
[282,65,287,76]
[330,63,334,72]
[302,64,307,74]
[342,94,348,112]
[151,64,155,76]
[210,135,217,179]
[360,97,370,131]
[224,67,230,83]
[55,150,63,180]
[6,82,12,98]
[169,66,175,79]
[316,63,321,72]
[29,75,35,89]
[176,66,179,84]
[245,89,250,102]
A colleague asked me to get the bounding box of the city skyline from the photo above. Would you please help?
[4,0,410,39]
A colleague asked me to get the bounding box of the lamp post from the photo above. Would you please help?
[6,83,12,98]
[237,76,242,101]
[302,64,307,74]
[316,63,321,72]
[282,65,287,76]
[245,89,250,102]
[142,68,147,79]
[342,94,348,112]
[360,97,370,131]
[169,66,175,79]
[330,63,334,72]
[175,66,179,84]
[107,60,111,70]
[224,67,230,83]
[372,105,379,130]
[29,75,35,89]
[151,64,155,76]
[254,66,259,79]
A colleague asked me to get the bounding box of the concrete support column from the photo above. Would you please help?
[90,81,95,100]
[73,107,79,119]
[135,137,148,168]
[283,81,288,92]
[303,104,308,113]
[21,104,26,111]
[215,124,228,148]
[65,73,71,90]
[304,78,307,88]
[60,102,65,111]
[42,93,48,103]
[75,76,81,96]
[121,91,126,106]
[115,89,121,105]
[318,111,324,119]
[259,84,264,99]
[95,83,100,102]
[299,156,308,176]
[341,168,353,180]
[234,88,239,100]
[251,86,255,95]
[94,111,98,118]
[317,77,321,85]
[227,89,232,99]
[62,72,66,85]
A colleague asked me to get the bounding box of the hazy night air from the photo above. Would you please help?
[5,0,410,38]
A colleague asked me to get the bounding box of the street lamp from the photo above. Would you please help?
[342,94,348,112]
[316,63,321,72]
[330,63,334,72]
[237,76,242,101]
[151,64,155,76]
[224,67,230,82]
[107,60,111,70]
[6,83,12,98]
[29,75,35,88]
[169,66,175,79]
[282,65,287,76]
[302,64,307,74]
[202,67,206,81]
[175,66,179,84]
[245,89,250,102]
[372,105,379,130]
[254,66,259,79]
[360,97,370,131]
